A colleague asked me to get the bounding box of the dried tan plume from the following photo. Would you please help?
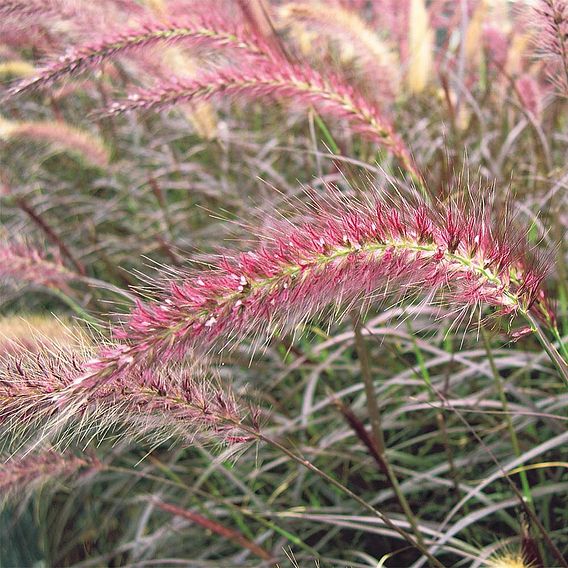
[280,2,400,99]
[407,0,434,94]
[465,0,487,68]
[0,116,110,167]
[0,60,35,79]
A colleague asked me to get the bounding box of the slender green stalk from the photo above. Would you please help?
[550,324,568,364]
[249,425,445,568]
[351,314,430,558]
[406,320,431,387]
[406,320,467,517]
[525,312,568,387]
[352,315,385,453]
[314,112,340,154]
[49,288,103,330]
[482,330,533,507]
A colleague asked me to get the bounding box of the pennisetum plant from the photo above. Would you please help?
[0,240,76,290]
[0,448,101,505]
[0,343,257,450]
[71,187,561,387]
[533,0,568,96]
[4,3,422,185]
[5,15,272,97]
[1,0,567,566]
[103,60,420,181]
[0,117,110,168]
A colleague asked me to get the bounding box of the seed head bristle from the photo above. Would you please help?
[75,187,552,388]
[105,61,418,178]
[0,448,98,503]
[0,344,255,449]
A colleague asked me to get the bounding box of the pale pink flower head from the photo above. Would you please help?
[532,0,568,94]
[73,186,554,390]
[0,241,74,289]
[516,73,543,117]
[483,25,509,71]
[0,342,257,448]
[0,449,99,504]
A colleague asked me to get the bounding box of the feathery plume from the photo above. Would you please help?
[0,449,97,503]
[0,241,75,289]
[465,0,488,69]
[158,49,219,139]
[0,117,110,167]
[372,0,410,61]
[278,2,400,99]
[77,187,552,387]
[407,0,434,94]
[106,61,419,179]
[0,345,256,448]
[0,0,75,28]
[6,16,269,98]
[533,0,568,95]
[515,73,542,118]
[506,33,532,77]
[483,26,509,72]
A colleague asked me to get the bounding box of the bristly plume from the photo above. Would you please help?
[278,2,400,100]
[105,61,420,180]
[0,448,99,504]
[533,0,568,96]
[0,0,76,30]
[407,0,434,94]
[0,240,75,290]
[482,25,510,72]
[0,344,257,449]
[0,117,110,167]
[5,15,271,98]
[76,186,552,387]
[515,74,543,118]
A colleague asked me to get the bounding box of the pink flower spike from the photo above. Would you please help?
[532,0,568,95]
[105,60,420,181]
[0,449,99,502]
[84,188,551,385]
[0,240,75,289]
[6,15,270,98]
[0,345,256,448]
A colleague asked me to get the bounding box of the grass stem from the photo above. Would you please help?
[250,425,445,567]
[482,329,534,507]
[525,312,568,387]
[351,313,430,559]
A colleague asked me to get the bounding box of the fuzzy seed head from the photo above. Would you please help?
[77,187,552,388]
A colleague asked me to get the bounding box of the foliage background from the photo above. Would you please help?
[0,0,567,566]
